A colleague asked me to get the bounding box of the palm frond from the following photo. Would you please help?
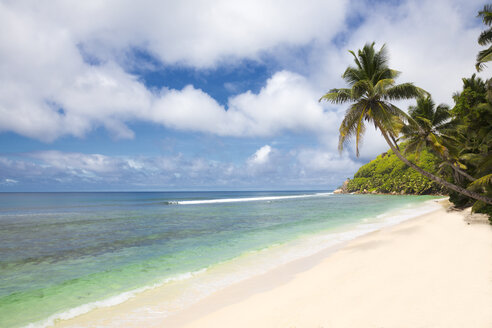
[476,46,492,71]
[414,116,433,130]
[338,103,367,153]
[387,103,412,122]
[319,88,353,104]
[373,43,389,71]
[384,83,428,101]
[435,119,458,133]
[459,153,484,165]
[355,105,368,157]
[351,79,373,98]
[374,78,395,95]
[478,28,492,46]
[468,173,492,190]
[478,4,492,26]
[433,104,451,126]
[427,133,448,158]
[348,50,363,71]
[476,153,492,175]
[359,43,376,77]
[371,102,401,138]
[404,138,425,161]
[389,69,401,79]
[342,66,365,85]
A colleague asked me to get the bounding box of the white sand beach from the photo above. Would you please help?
[55,201,492,328]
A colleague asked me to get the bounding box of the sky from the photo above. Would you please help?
[0,0,488,191]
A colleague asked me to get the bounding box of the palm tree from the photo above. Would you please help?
[476,4,492,71]
[320,42,492,204]
[452,74,487,105]
[400,96,475,182]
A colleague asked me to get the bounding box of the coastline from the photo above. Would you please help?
[54,199,492,328]
[45,197,489,328]
[169,201,492,328]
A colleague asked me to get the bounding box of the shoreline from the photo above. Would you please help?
[171,200,492,328]
[53,198,492,327]
[48,198,460,328]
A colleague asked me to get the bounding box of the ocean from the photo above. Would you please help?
[0,191,441,327]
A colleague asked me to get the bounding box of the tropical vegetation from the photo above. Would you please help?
[346,145,444,195]
[321,5,492,222]
[320,43,492,205]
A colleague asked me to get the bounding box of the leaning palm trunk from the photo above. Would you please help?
[378,126,492,204]
[440,161,477,182]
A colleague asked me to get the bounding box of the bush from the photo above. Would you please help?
[346,146,444,195]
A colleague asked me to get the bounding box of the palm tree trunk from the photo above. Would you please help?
[442,161,477,182]
[377,127,492,205]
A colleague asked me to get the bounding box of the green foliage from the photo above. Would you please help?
[476,4,492,71]
[346,146,444,195]
[448,73,492,222]
[452,86,488,126]
[319,42,426,157]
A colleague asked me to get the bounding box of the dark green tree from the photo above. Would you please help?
[449,74,492,215]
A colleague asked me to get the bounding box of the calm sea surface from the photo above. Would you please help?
[0,191,438,327]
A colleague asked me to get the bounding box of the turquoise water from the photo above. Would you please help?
[0,191,437,327]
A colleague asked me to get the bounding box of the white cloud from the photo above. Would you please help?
[296,148,360,174]
[31,151,117,174]
[0,0,341,143]
[0,0,487,183]
[0,148,363,190]
[39,0,349,68]
[341,0,484,105]
[116,70,333,138]
[1,179,19,185]
[227,71,336,136]
[248,145,272,166]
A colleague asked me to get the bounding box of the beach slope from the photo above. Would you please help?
[169,205,492,328]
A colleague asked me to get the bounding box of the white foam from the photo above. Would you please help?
[173,192,333,205]
[24,268,207,328]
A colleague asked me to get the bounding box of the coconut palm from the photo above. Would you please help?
[400,96,475,182]
[476,4,492,71]
[401,96,452,158]
[320,42,492,204]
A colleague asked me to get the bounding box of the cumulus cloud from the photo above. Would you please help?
[1,1,484,143]
[296,149,359,174]
[150,71,336,137]
[0,0,487,189]
[30,151,117,174]
[0,0,348,142]
[44,0,349,67]
[248,145,272,166]
[0,148,364,190]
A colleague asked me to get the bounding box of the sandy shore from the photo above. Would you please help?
[166,202,492,328]
[55,201,492,328]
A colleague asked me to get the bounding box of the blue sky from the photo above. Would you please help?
[0,0,487,191]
